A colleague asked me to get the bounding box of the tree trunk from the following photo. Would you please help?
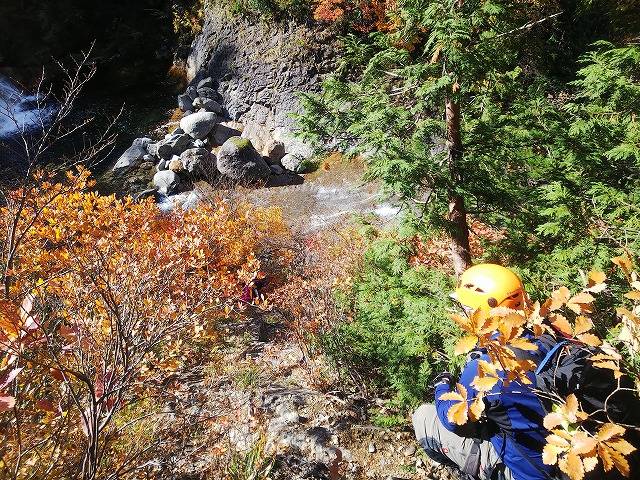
[446,96,472,276]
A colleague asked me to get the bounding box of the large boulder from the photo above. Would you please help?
[180,147,215,177]
[113,145,147,170]
[216,137,271,182]
[180,111,218,140]
[153,170,181,195]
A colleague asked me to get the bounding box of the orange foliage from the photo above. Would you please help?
[442,255,640,480]
[0,167,289,478]
[313,0,398,33]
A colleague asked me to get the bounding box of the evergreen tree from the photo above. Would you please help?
[297,0,563,274]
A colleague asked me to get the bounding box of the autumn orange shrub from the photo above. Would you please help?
[313,0,398,33]
[442,255,640,480]
[0,168,289,479]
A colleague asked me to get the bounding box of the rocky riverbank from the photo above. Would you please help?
[108,74,314,201]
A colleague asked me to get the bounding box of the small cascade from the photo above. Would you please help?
[0,75,54,139]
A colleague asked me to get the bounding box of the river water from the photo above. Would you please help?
[0,74,55,139]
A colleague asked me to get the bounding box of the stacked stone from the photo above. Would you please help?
[113,76,309,197]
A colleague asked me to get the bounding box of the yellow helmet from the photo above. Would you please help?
[455,264,525,311]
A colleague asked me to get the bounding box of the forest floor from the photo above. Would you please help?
[152,310,456,480]
[146,159,455,479]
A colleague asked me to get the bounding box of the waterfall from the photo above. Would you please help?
[0,75,55,139]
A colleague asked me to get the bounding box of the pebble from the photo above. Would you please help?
[402,444,416,457]
[368,442,376,453]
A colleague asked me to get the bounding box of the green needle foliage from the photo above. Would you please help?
[297,0,640,286]
[297,1,640,405]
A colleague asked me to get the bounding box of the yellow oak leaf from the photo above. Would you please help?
[455,335,479,355]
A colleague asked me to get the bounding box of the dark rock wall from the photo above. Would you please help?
[187,4,337,154]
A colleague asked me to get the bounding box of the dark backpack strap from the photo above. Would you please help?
[461,438,482,478]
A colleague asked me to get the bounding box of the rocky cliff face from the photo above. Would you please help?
[186,4,337,156]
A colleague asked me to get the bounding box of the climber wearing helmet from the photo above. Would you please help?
[412,264,554,480]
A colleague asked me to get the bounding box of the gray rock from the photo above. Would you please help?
[216,137,271,182]
[368,442,376,454]
[153,170,181,195]
[193,139,206,148]
[270,164,284,175]
[163,133,193,156]
[184,110,193,116]
[192,97,204,109]
[180,111,218,139]
[142,154,155,162]
[147,142,159,157]
[113,145,147,170]
[212,122,242,146]
[132,137,153,148]
[157,142,174,160]
[280,153,305,172]
[173,128,185,135]
[156,159,168,172]
[180,147,215,176]
[197,76,214,89]
[178,93,193,112]
[185,86,198,101]
[197,86,217,99]
[202,98,223,114]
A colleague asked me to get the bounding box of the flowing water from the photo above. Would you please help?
[0,75,55,139]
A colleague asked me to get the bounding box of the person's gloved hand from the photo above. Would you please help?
[432,371,454,390]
